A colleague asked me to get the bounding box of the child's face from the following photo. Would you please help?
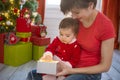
[59,28,75,44]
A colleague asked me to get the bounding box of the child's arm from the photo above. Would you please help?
[40,37,59,61]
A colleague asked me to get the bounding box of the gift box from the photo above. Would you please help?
[32,45,46,60]
[0,33,5,63]
[37,60,59,75]
[20,37,30,42]
[31,25,47,37]
[31,25,40,37]
[16,17,31,32]
[31,36,50,46]
[16,32,31,38]
[4,42,32,66]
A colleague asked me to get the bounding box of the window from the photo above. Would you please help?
[46,0,61,5]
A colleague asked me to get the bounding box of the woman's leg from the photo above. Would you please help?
[26,69,42,80]
[64,74,101,80]
[64,74,86,80]
[86,73,101,80]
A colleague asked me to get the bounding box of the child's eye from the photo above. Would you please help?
[75,12,79,14]
[66,35,70,37]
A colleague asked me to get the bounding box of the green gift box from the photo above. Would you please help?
[33,45,46,61]
[4,42,32,66]
[16,32,31,38]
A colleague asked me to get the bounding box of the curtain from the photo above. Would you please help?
[102,0,120,49]
[37,0,46,24]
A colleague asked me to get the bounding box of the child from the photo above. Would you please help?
[40,17,81,80]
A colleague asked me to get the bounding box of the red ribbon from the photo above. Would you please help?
[20,37,30,42]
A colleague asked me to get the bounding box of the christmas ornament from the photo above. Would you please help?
[20,0,27,10]
[40,25,47,38]
[2,0,6,3]
[5,32,20,45]
[0,17,3,21]
[6,20,11,26]
[20,0,26,5]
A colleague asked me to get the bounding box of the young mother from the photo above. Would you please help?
[56,0,115,80]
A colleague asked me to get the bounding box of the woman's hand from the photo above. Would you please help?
[56,61,72,76]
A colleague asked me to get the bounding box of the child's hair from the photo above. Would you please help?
[59,17,79,35]
[60,0,97,14]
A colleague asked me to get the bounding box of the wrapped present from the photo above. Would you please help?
[31,25,47,37]
[31,25,40,37]
[4,42,32,66]
[37,60,59,75]
[33,45,46,60]
[39,25,47,38]
[20,37,30,42]
[0,33,5,63]
[31,36,50,46]
[16,32,31,38]
[16,16,31,32]
[0,45,4,63]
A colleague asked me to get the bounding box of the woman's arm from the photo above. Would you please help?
[57,38,115,76]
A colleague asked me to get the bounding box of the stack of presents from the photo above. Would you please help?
[0,11,50,67]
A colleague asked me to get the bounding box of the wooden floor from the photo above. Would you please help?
[0,50,120,80]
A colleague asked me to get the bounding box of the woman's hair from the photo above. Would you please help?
[59,17,79,35]
[60,0,97,14]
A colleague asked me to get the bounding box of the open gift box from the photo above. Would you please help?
[37,60,59,75]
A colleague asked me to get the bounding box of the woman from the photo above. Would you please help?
[56,0,115,80]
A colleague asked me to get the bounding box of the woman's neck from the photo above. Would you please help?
[82,10,98,28]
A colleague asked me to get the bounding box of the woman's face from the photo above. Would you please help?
[70,3,94,22]
[59,28,75,44]
[71,8,92,22]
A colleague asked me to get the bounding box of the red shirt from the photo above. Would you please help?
[77,12,115,67]
[45,37,81,68]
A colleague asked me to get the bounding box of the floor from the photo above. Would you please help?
[101,50,120,80]
[0,50,120,80]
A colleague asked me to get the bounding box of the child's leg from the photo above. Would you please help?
[42,74,56,80]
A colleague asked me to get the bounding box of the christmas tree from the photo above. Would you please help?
[0,0,41,33]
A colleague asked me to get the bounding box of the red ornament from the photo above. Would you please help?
[2,0,6,3]
[0,17,3,21]
[20,8,30,18]
[5,33,20,45]
[14,8,18,13]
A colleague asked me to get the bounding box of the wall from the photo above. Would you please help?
[44,5,64,42]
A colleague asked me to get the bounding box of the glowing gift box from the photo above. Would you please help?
[37,60,59,75]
